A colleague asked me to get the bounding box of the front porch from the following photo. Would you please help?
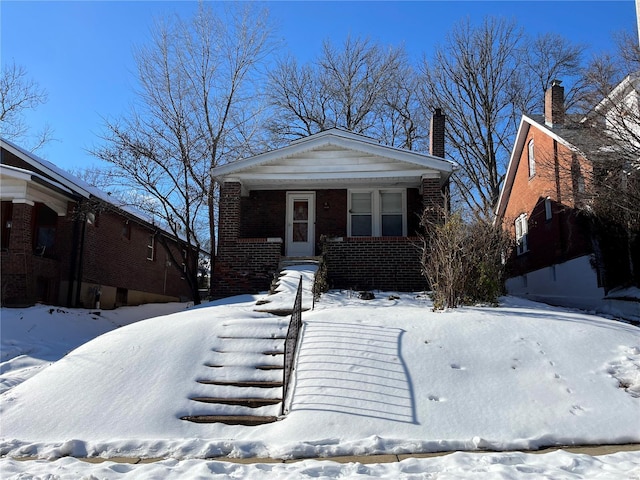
[210,128,455,299]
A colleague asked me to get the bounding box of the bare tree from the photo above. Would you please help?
[0,60,53,151]
[92,3,275,303]
[267,36,424,147]
[574,37,640,288]
[524,32,587,112]
[419,17,585,220]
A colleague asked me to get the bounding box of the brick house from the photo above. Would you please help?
[495,80,629,310]
[1,138,195,309]
[210,113,457,298]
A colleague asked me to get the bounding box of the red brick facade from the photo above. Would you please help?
[1,143,194,308]
[322,236,426,291]
[501,123,593,278]
[1,199,194,308]
[212,180,446,298]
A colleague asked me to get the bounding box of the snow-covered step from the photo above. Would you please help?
[180,415,278,425]
[190,397,282,408]
[196,379,283,388]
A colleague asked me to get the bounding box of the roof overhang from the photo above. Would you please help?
[0,164,75,215]
[211,129,457,194]
[494,115,584,223]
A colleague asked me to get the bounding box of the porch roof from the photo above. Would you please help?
[211,129,457,192]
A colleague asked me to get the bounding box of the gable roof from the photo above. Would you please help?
[0,138,173,237]
[494,115,586,222]
[211,128,458,191]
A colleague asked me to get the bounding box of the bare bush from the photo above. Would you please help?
[421,209,511,310]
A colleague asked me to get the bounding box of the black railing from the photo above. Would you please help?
[282,276,303,415]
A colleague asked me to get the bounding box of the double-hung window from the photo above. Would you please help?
[515,213,528,255]
[348,189,406,237]
[528,139,536,177]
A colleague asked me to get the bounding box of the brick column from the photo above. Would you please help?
[421,177,444,226]
[5,201,35,305]
[218,181,241,246]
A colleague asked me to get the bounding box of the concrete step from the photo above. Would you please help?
[190,397,282,408]
[180,415,278,425]
[256,364,283,371]
[278,256,321,269]
[197,379,283,388]
[218,336,287,340]
[204,363,283,370]
[262,350,284,356]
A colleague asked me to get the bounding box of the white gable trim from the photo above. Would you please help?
[494,115,585,222]
[1,138,93,198]
[211,129,457,180]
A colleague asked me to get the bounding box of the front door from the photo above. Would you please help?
[286,192,315,257]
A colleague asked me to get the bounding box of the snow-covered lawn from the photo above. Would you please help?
[1,269,639,478]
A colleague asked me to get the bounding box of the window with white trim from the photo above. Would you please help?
[528,139,536,177]
[348,189,406,237]
[515,213,528,255]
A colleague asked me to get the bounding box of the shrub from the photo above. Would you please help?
[420,209,511,310]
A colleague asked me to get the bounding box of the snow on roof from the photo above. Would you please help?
[0,137,175,237]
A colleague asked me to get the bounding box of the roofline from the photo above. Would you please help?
[211,129,457,179]
[494,115,585,221]
[1,163,79,199]
[1,138,94,198]
[594,72,640,113]
[0,138,196,247]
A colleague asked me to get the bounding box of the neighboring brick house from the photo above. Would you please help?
[1,138,195,308]
[210,113,457,298]
[495,79,637,311]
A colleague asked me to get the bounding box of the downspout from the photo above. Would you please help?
[74,207,88,307]
[66,211,80,306]
[553,139,567,257]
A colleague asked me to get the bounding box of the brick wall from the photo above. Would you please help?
[213,182,439,298]
[2,202,36,305]
[212,238,282,298]
[240,190,286,239]
[322,236,426,292]
[219,182,241,245]
[80,209,192,305]
[1,198,192,307]
[503,125,593,277]
[421,178,446,226]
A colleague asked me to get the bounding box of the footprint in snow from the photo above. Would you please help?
[570,404,585,415]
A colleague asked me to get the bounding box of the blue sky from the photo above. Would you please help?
[1,1,637,171]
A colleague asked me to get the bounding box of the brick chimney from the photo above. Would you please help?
[545,80,565,127]
[429,108,445,158]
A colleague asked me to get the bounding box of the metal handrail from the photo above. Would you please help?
[282,276,303,415]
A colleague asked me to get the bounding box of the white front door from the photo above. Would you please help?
[286,192,315,257]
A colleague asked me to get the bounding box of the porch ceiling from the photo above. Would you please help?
[231,172,439,194]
